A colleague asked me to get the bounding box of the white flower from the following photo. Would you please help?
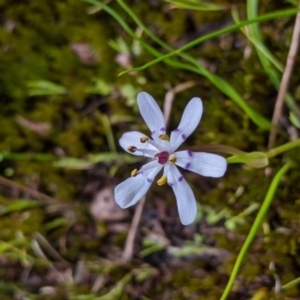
[114,92,227,225]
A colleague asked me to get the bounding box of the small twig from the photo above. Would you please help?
[122,87,187,262]
[268,2,300,149]
[35,232,69,264]
[31,240,65,283]
[0,175,59,203]
[164,81,196,126]
[91,275,107,293]
[121,196,145,262]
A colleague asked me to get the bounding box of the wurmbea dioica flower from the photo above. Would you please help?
[114,92,227,225]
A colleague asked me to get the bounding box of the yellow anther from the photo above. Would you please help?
[169,155,177,164]
[131,168,138,177]
[157,176,167,186]
[127,146,137,153]
[140,136,149,143]
[159,134,169,141]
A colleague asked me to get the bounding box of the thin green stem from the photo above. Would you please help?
[220,162,292,300]
[115,0,270,129]
[96,112,117,153]
[118,7,298,75]
[282,276,300,290]
[267,138,300,158]
[247,0,300,119]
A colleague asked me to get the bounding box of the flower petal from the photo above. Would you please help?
[119,131,159,157]
[114,161,163,208]
[167,165,197,225]
[175,150,227,178]
[170,97,203,151]
[137,92,166,142]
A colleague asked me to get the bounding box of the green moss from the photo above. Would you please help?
[1,0,300,298]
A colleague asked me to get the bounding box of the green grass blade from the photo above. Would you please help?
[27,80,67,96]
[118,7,298,76]
[95,111,117,153]
[0,200,41,216]
[117,0,299,122]
[53,153,140,169]
[246,0,300,118]
[282,276,300,290]
[116,0,270,128]
[0,152,55,161]
[164,0,229,11]
[231,8,283,72]
[220,162,292,300]
[267,138,300,158]
[84,0,270,128]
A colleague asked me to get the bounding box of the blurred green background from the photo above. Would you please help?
[0,0,300,299]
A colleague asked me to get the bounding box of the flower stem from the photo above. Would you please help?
[267,138,300,158]
[220,161,292,300]
[282,276,300,290]
[188,144,244,155]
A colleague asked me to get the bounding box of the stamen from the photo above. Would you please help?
[159,134,169,141]
[157,176,167,186]
[127,146,137,153]
[131,168,138,177]
[140,136,149,143]
[169,155,177,164]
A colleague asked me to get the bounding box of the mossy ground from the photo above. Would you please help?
[0,1,300,299]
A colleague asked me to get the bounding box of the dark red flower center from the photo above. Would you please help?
[155,151,169,164]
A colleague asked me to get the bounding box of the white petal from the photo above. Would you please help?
[114,162,162,208]
[140,160,161,172]
[170,97,203,151]
[115,177,149,208]
[175,150,227,178]
[137,92,166,142]
[167,165,197,225]
[119,131,159,157]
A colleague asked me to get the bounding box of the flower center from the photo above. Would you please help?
[155,151,169,164]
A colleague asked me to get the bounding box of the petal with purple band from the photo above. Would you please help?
[119,131,159,157]
[115,92,227,226]
[167,165,197,225]
[174,150,227,178]
[170,98,203,152]
[137,92,166,142]
[114,162,162,208]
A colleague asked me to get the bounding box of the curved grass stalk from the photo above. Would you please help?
[117,0,300,128]
[95,112,117,153]
[88,0,270,129]
[164,0,229,11]
[117,7,298,76]
[116,0,270,129]
[220,162,292,300]
[231,8,283,72]
[282,276,300,290]
[119,0,299,123]
[267,138,300,158]
[247,0,300,118]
